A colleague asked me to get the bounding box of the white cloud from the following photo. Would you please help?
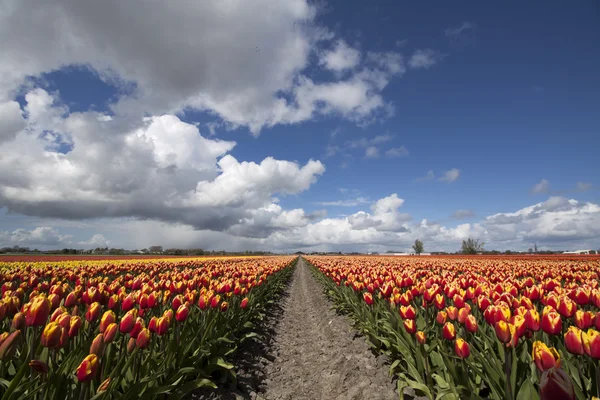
[576,182,592,192]
[531,179,550,194]
[0,227,72,246]
[439,168,460,183]
[445,22,475,38]
[0,0,409,135]
[0,101,25,143]
[78,234,111,248]
[408,49,442,69]
[417,170,435,181]
[364,146,379,158]
[319,40,361,72]
[315,197,370,207]
[385,146,409,158]
[0,89,324,233]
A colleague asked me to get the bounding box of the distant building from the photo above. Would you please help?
[563,250,597,255]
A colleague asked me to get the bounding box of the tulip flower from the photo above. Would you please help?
[532,341,561,372]
[0,330,21,360]
[400,305,416,320]
[436,311,447,325]
[99,310,116,333]
[130,317,145,339]
[564,326,584,355]
[69,316,82,338]
[457,307,469,324]
[454,338,470,358]
[12,312,25,332]
[525,309,541,332]
[416,331,426,345]
[446,306,458,321]
[574,310,594,330]
[363,292,374,306]
[495,320,512,344]
[175,304,189,322]
[220,301,229,312]
[583,329,600,359]
[403,319,416,335]
[136,328,151,349]
[127,337,136,353]
[25,295,51,327]
[434,294,445,310]
[90,334,105,356]
[240,297,249,309]
[76,354,99,383]
[541,311,562,335]
[41,322,62,348]
[120,309,137,334]
[539,367,575,400]
[98,377,111,393]
[442,322,456,341]
[465,314,478,333]
[85,302,102,323]
[557,297,576,318]
[156,316,169,336]
[198,295,209,310]
[122,293,135,312]
[103,323,118,344]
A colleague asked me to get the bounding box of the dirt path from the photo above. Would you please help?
[257,257,397,400]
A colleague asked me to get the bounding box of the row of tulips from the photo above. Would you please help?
[0,256,297,399]
[306,255,600,400]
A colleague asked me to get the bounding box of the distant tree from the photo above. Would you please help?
[461,238,484,255]
[534,243,538,253]
[528,248,533,254]
[148,246,163,254]
[412,239,424,255]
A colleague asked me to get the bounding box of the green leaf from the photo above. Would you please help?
[516,379,539,400]
[169,378,217,400]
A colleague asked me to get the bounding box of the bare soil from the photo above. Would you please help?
[193,257,398,400]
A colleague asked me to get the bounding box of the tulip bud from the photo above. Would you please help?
[130,317,145,339]
[175,304,189,322]
[198,295,209,310]
[25,296,51,327]
[574,310,594,330]
[127,337,136,353]
[97,377,111,393]
[541,311,562,335]
[363,292,374,306]
[532,341,561,372]
[400,305,416,320]
[90,334,105,357]
[56,312,71,330]
[11,312,25,332]
[220,301,229,312]
[457,307,469,324]
[29,360,49,374]
[446,306,458,321]
[122,293,135,312]
[240,297,249,309]
[103,323,118,344]
[0,330,21,360]
[525,309,541,332]
[454,338,470,358]
[403,319,416,335]
[465,314,478,333]
[75,354,99,382]
[539,367,575,400]
[69,316,83,338]
[64,292,78,308]
[564,326,584,355]
[99,310,116,333]
[120,309,137,334]
[148,316,158,333]
[136,328,151,349]
[156,317,169,336]
[436,311,447,325]
[495,321,512,344]
[41,322,62,348]
[583,329,600,359]
[442,322,456,340]
[434,294,445,310]
[416,331,426,345]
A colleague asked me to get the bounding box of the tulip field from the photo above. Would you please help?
[306,255,600,400]
[0,256,295,399]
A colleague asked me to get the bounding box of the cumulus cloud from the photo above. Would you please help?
[0,101,25,142]
[315,197,370,207]
[531,179,550,194]
[385,146,409,158]
[0,0,409,134]
[364,146,379,158]
[408,49,442,69]
[0,89,324,233]
[439,168,460,183]
[319,40,361,72]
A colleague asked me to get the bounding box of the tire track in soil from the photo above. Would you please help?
[257,257,397,400]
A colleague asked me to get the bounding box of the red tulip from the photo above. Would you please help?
[136,328,151,349]
[175,304,189,322]
[119,309,137,334]
[69,316,82,338]
[41,322,62,348]
[541,311,562,335]
[403,319,416,335]
[416,331,426,345]
[25,295,51,327]
[454,338,470,358]
[363,292,374,306]
[465,314,478,333]
[103,323,118,344]
[76,354,99,382]
[532,341,561,372]
[442,322,456,340]
[90,334,105,356]
[583,329,600,359]
[85,302,102,323]
[564,326,584,355]
[539,367,575,400]
[99,310,116,333]
[240,297,249,309]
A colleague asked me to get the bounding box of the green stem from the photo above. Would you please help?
[504,349,513,400]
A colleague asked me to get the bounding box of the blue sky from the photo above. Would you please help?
[0,0,598,252]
